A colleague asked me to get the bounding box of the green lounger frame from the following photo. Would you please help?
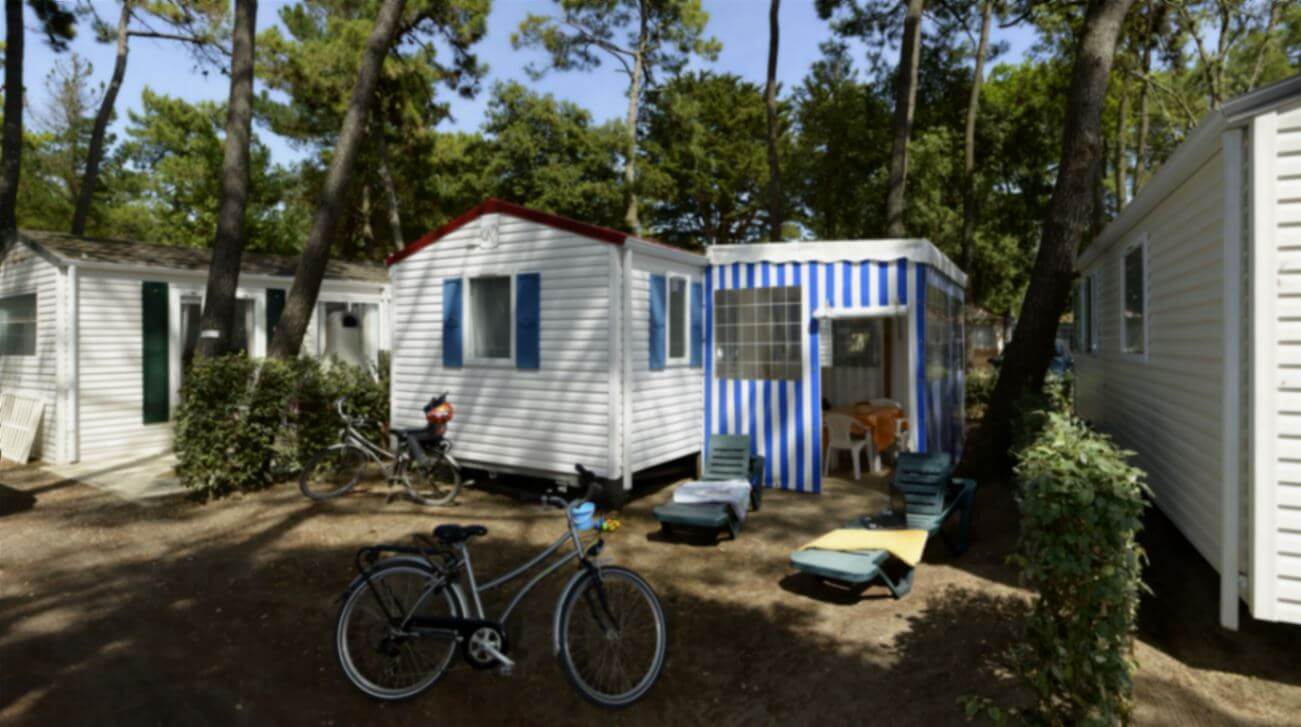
[789,452,976,598]
[653,434,765,540]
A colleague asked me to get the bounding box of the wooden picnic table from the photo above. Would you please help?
[825,403,905,453]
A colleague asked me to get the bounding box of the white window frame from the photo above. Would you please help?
[1077,271,1100,354]
[1120,234,1149,360]
[465,274,516,366]
[666,274,690,366]
[0,292,37,356]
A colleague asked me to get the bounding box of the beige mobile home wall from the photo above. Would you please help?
[389,214,618,479]
[1260,102,1301,623]
[0,243,60,460]
[627,254,704,473]
[1075,148,1227,575]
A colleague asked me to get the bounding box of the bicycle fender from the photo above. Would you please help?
[551,564,615,655]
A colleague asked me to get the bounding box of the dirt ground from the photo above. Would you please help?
[1,461,1299,726]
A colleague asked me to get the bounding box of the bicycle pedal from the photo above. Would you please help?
[497,663,514,677]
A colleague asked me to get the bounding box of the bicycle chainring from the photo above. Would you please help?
[463,625,509,670]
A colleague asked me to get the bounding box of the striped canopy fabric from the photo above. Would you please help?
[704,257,963,494]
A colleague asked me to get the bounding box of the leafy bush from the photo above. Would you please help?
[967,410,1150,725]
[175,354,389,501]
[966,367,996,420]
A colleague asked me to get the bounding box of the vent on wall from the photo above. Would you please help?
[476,213,500,249]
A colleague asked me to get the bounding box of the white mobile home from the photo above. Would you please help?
[386,199,708,492]
[388,199,968,495]
[1074,74,1301,629]
[0,231,389,465]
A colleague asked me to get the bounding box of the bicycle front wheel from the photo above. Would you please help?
[336,561,461,701]
[406,451,461,506]
[300,444,369,500]
[556,566,668,709]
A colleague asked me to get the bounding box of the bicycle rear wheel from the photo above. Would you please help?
[300,444,369,500]
[336,561,461,701]
[406,451,461,506]
[556,566,667,709]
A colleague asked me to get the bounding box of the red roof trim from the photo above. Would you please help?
[386,198,635,266]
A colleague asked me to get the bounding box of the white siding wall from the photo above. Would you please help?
[77,271,173,460]
[0,243,59,460]
[1267,102,1301,622]
[390,215,617,479]
[628,254,704,473]
[1075,148,1227,572]
[75,270,387,464]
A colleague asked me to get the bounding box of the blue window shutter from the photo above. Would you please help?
[516,273,541,369]
[443,278,463,368]
[690,280,703,367]
[649,274,666,370]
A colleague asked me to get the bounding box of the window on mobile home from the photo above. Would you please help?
[713,286,802,380]
[0,293,36,355]
[469,276,512,359]
[668,276,687,362]
[1122,241,1146,355]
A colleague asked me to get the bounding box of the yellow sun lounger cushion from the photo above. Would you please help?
[797,528,929,567]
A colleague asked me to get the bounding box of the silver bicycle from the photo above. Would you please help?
[299,394,463,506]
[334,465,668,709]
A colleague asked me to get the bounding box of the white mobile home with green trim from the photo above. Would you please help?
[1075,74,1301,630]
[0,231,389,465]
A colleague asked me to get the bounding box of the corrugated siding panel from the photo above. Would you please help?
[0,244,59,460]
[77,272,173,460]
[390,215,616,478]
[1274,103,1301,613]
[629,257,704,473]
[1075,149,1226,571]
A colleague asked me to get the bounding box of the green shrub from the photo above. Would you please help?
[967,411,1150,725]
[175,354,389,501]
[174,355,268,500]
[966,368,996,420]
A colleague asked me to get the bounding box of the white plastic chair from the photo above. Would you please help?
[823,413,874,481]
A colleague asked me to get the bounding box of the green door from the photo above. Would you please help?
[266,288,286,347]
[142,281,170,424]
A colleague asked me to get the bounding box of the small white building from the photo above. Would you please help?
[387,199,968,495]
[1074,74,1301,629]
[387,199,708,492]
[0,231,389,465]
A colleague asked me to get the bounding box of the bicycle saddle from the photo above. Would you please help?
[432,524,487,544]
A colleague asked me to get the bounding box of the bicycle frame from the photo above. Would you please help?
[368,512,601,640]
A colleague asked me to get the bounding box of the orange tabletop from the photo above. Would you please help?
[826,404,904,453]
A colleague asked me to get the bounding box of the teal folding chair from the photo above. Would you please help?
[652,434,765,540]
[789,452,976,598]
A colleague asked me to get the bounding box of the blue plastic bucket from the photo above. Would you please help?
[569,502,596,531]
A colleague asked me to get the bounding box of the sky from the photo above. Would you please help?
[24,0,1038,166]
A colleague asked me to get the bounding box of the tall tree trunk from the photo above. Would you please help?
[195,0,257,358]
[72,0,132,235]
[1113,82,1129,210]
[269,0,406,359]
[376,128,403,252]
[0,0,25,240]
[885,0,924,238]
[623,19,646,234]
[961,0,1136,476]
[961,0,993,279]
[765,0,782,242]
[1132,0,1157,196]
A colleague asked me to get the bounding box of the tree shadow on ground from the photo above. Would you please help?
[1136,506,1301,687]
[0,481,1033,727]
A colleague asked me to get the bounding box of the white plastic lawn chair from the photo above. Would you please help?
[823,413,874,481]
